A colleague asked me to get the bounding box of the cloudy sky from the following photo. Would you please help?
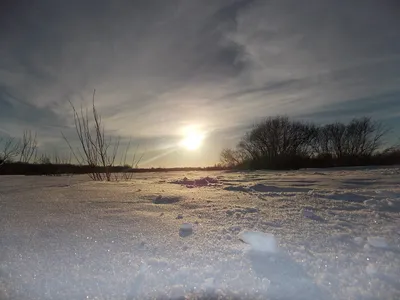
[1,0,400,167]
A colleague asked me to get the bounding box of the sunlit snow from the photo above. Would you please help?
[1,166,400,299]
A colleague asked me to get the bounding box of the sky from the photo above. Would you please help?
[1,0,400,167]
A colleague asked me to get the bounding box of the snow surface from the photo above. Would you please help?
[1,167,400,299]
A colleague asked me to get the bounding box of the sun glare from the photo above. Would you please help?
[180,130,204,151]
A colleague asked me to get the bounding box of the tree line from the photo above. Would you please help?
[3,105,400,178]
[220,116,400,170]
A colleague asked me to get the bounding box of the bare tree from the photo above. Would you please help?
[237,134,261,161]
[220,115,391,170]
[19,130,38,163]
[344,117,388,157]
[224,116,315,169]
[243,116,314,159]
[62,90,120,181]
[0,137,20,166]
[324,122,347,158]
[312,117,388,159]
[310,125,331,157]
[220,148,246,167]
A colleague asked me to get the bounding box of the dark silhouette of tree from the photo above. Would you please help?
[221,116,391,170]
[0,137,20,166]
[220,148,247,167]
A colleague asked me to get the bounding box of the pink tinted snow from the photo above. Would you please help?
[170,176,219,188]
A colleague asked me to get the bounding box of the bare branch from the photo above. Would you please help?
[61,89,135,181]
[19,130,38,163]
[0,136,20,166]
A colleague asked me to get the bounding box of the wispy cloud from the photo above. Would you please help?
[1,0,399,166]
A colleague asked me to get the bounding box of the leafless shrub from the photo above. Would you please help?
[33,151,70,165]
[312,117,388,159]
[50,150,72,165]
[19,130,37,163]
[62,90,120,181]
[113,140,143,181]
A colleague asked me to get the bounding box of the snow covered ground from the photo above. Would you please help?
[1,167,400,300]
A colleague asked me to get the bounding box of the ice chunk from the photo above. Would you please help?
[364,199,380,208]
[367,236,388,248]
[228,226,242,233]
[179,223,193,237]
[226,210,234,216]
[238,231,278,253]
[180,223,192,231]
[171,176,219,187]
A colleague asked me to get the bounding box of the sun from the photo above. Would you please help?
[179,130,204,151]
